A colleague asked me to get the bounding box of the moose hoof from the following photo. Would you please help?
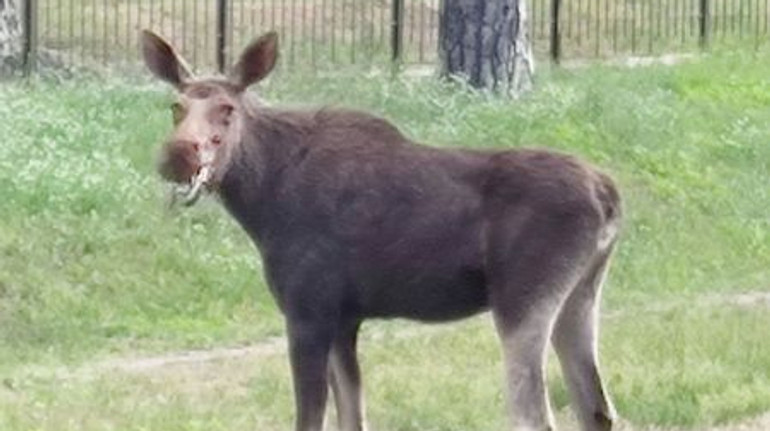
[593,411,614,431]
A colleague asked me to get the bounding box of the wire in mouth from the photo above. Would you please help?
[170,165,212,207]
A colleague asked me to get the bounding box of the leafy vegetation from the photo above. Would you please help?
[1,48,769,429]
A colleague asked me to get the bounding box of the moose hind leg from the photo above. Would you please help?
[552,250,616,431]
[487,209,599,431]
[490,255,587,431]
[328,322,367,431]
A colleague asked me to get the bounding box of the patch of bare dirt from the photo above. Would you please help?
[706,291,770,309]
[97,337,285,375]
[560,53,697,69]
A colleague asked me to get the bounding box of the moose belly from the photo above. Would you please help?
[351,221,489,322]
[359,265,489,322]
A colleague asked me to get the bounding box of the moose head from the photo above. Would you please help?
[141,30,278,205]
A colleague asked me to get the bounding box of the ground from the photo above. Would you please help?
[4,291,769,430]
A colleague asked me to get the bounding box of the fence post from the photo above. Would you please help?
[699,0,710,48]
[550,0,561,64]
[391,0,404,63]
[22,0,37,76]
[216,0,228,73]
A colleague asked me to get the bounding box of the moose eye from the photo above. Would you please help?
[170,102,185,124]
[216,103,235,126]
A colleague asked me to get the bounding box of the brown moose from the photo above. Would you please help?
[141,29,621,431]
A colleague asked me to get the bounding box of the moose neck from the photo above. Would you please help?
[216,106,306,248]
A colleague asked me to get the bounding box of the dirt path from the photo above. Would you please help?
[69,290,768,377]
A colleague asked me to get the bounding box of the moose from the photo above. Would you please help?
[141,30,621,431]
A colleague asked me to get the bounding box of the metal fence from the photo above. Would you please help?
[539,0,770,62]
[24,0,441,74]
[19,0,770,74]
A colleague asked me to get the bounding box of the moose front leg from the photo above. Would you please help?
[328,321,367,431]
[288,320,335,431]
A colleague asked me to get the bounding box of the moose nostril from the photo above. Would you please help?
[192,142,200,152]
[212,136,222,146]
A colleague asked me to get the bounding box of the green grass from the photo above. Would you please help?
[0,82,284,369]
[1,48,770,429]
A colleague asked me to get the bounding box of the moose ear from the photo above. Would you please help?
[229,31,278,91]
[140,30,192,88]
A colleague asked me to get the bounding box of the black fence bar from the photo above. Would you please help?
[216,0,228,73]
[700,0,711,47]
[392,0,404,62]
[551,0,562,63]
[22,0,37,76]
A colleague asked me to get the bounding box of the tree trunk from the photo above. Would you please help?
[439,0,534,97]
[0,0,23,75]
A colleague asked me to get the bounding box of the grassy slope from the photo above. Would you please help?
[1,49,769,429]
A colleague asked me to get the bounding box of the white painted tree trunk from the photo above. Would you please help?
[439,0,535,97]
[0,0,23,74]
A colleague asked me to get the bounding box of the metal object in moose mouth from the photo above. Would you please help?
[169,164,211,207]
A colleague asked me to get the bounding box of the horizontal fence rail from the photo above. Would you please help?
[20,0,770,74]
